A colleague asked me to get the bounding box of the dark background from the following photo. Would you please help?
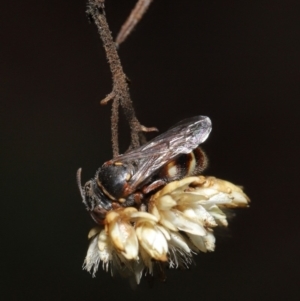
[1,0,299,300]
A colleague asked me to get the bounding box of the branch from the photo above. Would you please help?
[87,0,157,158]
[116,0,153,47]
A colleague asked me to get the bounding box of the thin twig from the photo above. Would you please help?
[87,0,157,158]
[116,0,153,47]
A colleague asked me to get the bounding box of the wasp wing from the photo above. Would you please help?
[112,115,212,189]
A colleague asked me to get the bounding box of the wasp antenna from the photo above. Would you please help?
[76,168,85,199]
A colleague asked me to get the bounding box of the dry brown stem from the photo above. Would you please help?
[87,0,156,157]
[116,0,153,46]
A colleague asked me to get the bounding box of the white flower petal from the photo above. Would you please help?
[192,187,219,198]
[192,205,218,227]
[149,204,161,220]
[207,205,228,226]
[157,211,178,232]
[136,222,168,261]
[199,192,235,207]
[129,211,158,222]
[155,194,177,210]
[186,231,216,253]
[108,219,139,260]
[139,246,153,274]
[180,207,199,220]
[175,192,208,205]
[186,232,207,252]
[160,209,206,236]
[88,226,102,239]
[97,230,113,270]
[204,231,216,251]
[201,177,250,206]
[106,210,120,223]
[156,225,171,241]
[169,231,191,254]
[84,234,101,275]
[230,191,249,206]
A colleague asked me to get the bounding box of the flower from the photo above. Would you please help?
[83,176,249,283]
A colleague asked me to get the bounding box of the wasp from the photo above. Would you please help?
[77,115,212,224]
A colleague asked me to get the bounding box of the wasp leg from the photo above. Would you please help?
[119,193,143,208]
[142,179,166,194]
[112,202,122,210]
[133,192,143,206]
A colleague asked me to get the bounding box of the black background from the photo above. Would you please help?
[1,0,299,300]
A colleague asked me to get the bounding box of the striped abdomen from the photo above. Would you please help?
[159,147,208,182]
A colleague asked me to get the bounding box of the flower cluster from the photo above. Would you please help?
[83,176,249,284]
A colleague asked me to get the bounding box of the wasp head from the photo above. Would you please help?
[77,168,112,223]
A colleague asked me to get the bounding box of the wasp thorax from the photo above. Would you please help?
[96,162,134,200]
